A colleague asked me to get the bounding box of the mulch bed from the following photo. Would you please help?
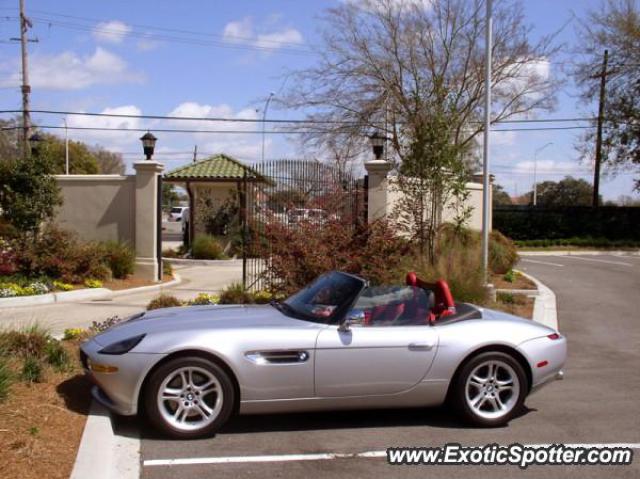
[0,344,91,479]
[491,272,536,290]
[489,294,535,319]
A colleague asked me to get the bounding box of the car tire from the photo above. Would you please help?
[144,356,235,439]
[451,351,527,427]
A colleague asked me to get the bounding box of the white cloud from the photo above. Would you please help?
[136,37,160,52]
[0,47,143,90]
[223,18,254,43]
[65,105,143,149]
[222,17,303,52]
[164,102,268,161]
[495,58,551,98]
[344,0,433,13]
[92,20,132,44]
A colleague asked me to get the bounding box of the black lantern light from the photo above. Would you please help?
[369,131,385,160]
[140,131,157,160]
[29,132,44,157]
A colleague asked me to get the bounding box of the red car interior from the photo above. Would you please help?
[406,272,456,322]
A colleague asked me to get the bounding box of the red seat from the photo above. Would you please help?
[406,272,456,322]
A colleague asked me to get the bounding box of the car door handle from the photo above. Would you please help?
[408,342,434,351]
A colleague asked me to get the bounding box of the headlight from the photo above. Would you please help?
[98,334,146,355]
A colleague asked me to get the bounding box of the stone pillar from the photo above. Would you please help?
[364,160,393,223]
[133,161,164,281]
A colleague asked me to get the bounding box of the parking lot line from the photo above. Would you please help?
[560,256,633,267]
[521,259,565,267]
[143,443,640,467]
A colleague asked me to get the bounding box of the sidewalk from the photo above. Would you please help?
[0,260,242,335]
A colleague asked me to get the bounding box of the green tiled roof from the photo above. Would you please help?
[165,154,262,181]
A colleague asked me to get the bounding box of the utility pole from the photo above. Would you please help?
[19,0,32,156]
[192,144,198,163]
[592,49,608,208]
[262,92,274,164]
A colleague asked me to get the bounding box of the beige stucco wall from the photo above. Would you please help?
[54,175,136,244]
[364,161,491,231]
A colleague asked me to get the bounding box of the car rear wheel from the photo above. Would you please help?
[144,356,235,439]
[451,351,527,427]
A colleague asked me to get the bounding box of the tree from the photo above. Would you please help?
[533,176,599,207]
[0,149,61,235]
[92,147,125,174]
[162,183,180,207]
[283,0,559,157]
[574,0,640,191]
[282,0,560,259]
[40,134,99,174]
[493,183,512,206]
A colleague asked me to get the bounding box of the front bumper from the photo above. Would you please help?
[80,338,165,416]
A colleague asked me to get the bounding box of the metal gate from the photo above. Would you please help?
[242,160,366,292]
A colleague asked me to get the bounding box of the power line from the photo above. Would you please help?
[0,109,614,126]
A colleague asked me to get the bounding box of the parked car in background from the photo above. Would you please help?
[287,208,328,225]
[169,206,188,222]
[180,207,190,234]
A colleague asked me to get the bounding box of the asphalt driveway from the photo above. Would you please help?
[135,253,640,479]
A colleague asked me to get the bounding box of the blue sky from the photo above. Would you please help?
[0,0,638,201]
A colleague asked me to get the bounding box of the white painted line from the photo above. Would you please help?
[560,256,633,267]
[143,443,640,467]
[521,259,565,267]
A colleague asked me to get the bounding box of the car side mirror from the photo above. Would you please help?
[339,309,365,332]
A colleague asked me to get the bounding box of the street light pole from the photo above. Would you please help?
[533,142,553,206]
[64,117,69,174]
[261,92,275,164]
[481,0,493,283]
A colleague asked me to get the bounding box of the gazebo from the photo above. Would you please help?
[163,154,264,246]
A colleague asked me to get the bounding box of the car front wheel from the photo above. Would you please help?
[144,356,235,439]
[451,351,527,427]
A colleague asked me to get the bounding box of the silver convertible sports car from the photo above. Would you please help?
[80,271,567,439]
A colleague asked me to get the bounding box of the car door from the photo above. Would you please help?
[314,285,439,397]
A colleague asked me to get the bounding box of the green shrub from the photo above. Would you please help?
[147,294,182,310]
[63,328,85,341]
[489,230,519,274]
[89,315,123,334]
[20,357,43,383]
[101,241,135,279]
[191,235,224,260]
[45,340,71,371]
[0,358,11,401]
[189,293,219,305]
[84,279,103,288]
[162,260,173,277]
[503,269,517,283]
[53,280,74,291]
[219,283,254,304]
[18,226,111,283]
[0,325,50,358]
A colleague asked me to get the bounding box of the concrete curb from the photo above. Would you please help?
[0,288,112,309]
[519,250,640,257]
[515,269,558,331]
[111,273,182,298]
[70,401,140,479]
[163,257,242,267]
[495,288,539,296]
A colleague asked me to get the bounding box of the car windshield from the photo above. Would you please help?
[170,207,183,213]
[279,271,365,324]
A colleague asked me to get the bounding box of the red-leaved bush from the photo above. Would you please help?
[0,240,18,275]
[255,219,409,295]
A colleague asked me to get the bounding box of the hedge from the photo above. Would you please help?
[493,206,640,241]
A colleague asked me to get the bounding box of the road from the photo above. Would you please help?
[134,253,640,479]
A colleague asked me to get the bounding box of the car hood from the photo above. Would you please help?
[91,304,317,346]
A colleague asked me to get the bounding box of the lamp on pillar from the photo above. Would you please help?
[28,132,43,157]
[369,131,386,160]
[140,131,157,160]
